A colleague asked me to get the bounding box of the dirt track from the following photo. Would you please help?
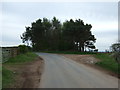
[21,57,44,88]
[61,54,100,64]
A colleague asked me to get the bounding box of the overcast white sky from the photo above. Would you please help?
[0,1,118,51]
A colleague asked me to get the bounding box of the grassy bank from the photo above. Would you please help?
[5,52,38,64]
[42,51,96,55]
[94,53,120,74]
[2,52,38,88]
[2,67,14,88]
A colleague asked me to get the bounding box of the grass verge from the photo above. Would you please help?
[2,67,14,88]
[94,53,120,74]
[4,52,38,64]
[2,52,38,88]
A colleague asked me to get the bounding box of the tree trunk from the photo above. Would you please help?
[81,45,84,52]
[79,46,82,52]
[80,41,84,52]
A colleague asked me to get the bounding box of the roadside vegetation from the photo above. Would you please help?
[2,52,38,88]
[95,53,120,74]
[2,67,14,88]
[5,52,37,64]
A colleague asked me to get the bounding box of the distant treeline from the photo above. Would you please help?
[21,17,97,52]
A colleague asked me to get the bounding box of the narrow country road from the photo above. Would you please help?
[36,53,118,88]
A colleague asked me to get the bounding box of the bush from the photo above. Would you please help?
[18,45,28,54]
[111,43,120,64]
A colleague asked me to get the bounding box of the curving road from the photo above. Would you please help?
[37,53,118,88]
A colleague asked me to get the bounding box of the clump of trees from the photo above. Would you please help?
[21,17,96,52]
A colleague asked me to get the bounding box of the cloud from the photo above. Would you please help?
[93,29,118,51]
[2,13,26,46]
[92,21,118,31]
[1,0,119,2]
[1,2,118,51]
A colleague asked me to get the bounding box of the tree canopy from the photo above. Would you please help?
[21,17,96,52]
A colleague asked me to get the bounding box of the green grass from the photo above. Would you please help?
[42,51,96,55]
[2,67,14,88]
[5,52,38,64]
[94,53,120,74]
[0,66,2,89]
[2,52,38,88]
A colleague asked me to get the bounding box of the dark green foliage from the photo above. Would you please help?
[21,17,96,52]
[18,45,28,54]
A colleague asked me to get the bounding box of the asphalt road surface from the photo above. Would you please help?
[37,53,118,88]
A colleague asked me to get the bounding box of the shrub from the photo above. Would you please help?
[110,43,120,64]
[18,45,28,54]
